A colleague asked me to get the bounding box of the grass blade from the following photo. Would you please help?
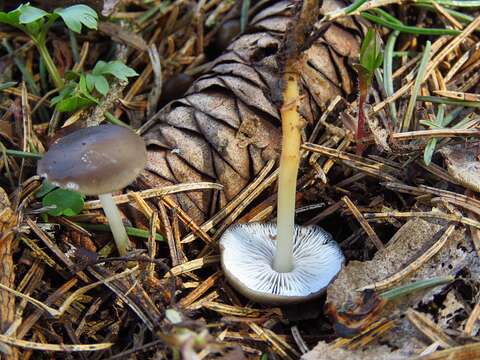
[402,41,431,131]
[362,12,461,36]
[383,30,399,124]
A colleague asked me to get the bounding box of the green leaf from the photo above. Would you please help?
[0,4,24,27]
[54,5,98,33]
[52,80,98,112]
[42,188,84,216]
[51,83,76,105]
[78,73,90,94]
[85,73,96,92]
[92,60,138,81]
[94,75,109,96]
[359,28,383,75]
[91,60,108,75]
[18,5,48,24]
[56,96,96,112]
[423,138,437,166]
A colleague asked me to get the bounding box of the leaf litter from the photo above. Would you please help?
[0,0,479,359]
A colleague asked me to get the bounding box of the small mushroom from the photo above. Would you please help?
[220,223,344,304]
[37,124,147,256]
[219,1,345,304]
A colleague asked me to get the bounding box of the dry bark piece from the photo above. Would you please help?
[141,0,362,221]
[439,142,480,192]
[0,187,16,334]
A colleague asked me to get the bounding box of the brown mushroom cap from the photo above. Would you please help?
[37,125,147,195]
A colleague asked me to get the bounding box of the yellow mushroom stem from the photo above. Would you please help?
[273,71,302,273]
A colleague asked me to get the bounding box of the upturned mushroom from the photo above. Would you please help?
[220,223,344,304]
[219,0,344,304]
[37,124,147,256]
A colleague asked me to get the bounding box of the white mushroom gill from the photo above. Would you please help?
[220,223,344,298]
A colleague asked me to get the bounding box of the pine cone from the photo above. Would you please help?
[140,0,362,223]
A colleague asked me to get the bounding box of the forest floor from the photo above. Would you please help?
[0,0,480,359]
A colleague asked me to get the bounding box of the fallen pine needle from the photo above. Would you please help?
[357,225,455,291]
[0,266,137,317]
[0,334,112,352]
[84,182,222,210]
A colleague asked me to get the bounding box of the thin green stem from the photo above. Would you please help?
[0,82,17,91]
[415,4,473,22]
[383,30,399,124]
[402,41,431,131]
[380,276,454,301]
[2,149,42,160]
[424,104,445,165]
[68,29,80,63]
[240,0,250,33]
[35,41,64,89]
[361,12,461,36]
[2,39,40,95]
[417,0,480,7]
[418,96,480,108]
[104,112,131,128]
[78,223,164,241]
[322,0,369,21]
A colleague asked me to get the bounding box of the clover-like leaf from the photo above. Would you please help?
[94,75,109,96]
[92,60,138,81]
[52,80,98,112]
[42,188,85,217]
[54,4,98,33]
[55,95,96,112]
[86,74,109,96]
[18,5,48,24]
[0,4,25,27]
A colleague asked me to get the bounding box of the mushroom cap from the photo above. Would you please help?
[220,223,344,304]
[37,125,147,195]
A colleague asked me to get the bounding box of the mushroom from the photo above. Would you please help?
[220,223,344,304]
[219,0,345,304]
[37,124,147,256]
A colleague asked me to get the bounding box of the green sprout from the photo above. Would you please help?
[355,28,383,154]
[51,61,138,113]
[0,3,98,89]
